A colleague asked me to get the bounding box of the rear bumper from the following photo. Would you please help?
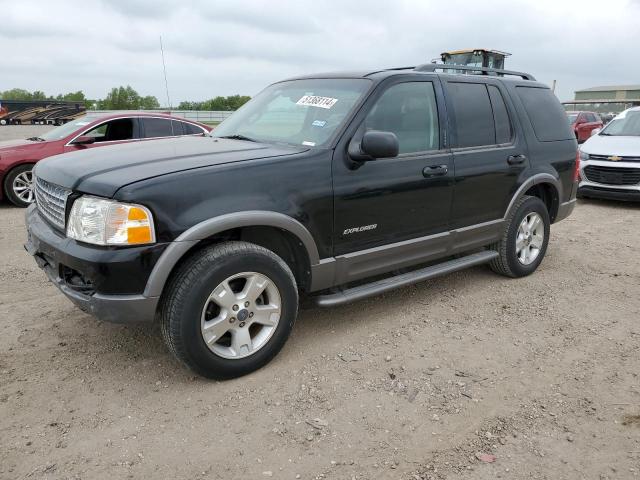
[24,205,163,323]
[555,198,576,222]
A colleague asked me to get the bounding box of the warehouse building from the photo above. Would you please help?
[563,85,640,114]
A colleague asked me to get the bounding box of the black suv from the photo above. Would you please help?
[25,64,578,378]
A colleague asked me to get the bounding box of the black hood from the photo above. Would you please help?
[34,136,307,197]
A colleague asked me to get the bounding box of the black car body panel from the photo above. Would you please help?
[36,136,308,198]
[25,66,577,324]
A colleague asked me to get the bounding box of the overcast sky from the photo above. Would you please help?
[1,0,639,105]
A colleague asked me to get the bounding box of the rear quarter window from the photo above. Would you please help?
[516,87,574,142]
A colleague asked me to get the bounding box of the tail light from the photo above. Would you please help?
[573,150,581,182]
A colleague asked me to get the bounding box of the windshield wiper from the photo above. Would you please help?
[26,136,46,142]
[217,134,258,142]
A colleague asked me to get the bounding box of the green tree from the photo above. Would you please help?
[0,88,36,100]
[31,90,47,100]
[140,95,160,109]
[97,85,160,110]
[177,95,251,111]
[56,90,86,102]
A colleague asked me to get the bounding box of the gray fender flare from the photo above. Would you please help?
[143,211,320,298]
[503,173,562,221]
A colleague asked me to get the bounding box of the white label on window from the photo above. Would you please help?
[296,95,338,109]
[75,121,90,126]
[302,141,316,146]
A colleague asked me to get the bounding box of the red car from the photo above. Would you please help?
[0,112,212,207]
[566,111,603,144]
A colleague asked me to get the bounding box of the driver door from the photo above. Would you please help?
[331,78,453,274]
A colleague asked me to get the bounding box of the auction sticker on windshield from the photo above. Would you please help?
[296,95,338,109]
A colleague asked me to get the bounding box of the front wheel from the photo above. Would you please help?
[161,241,298,379]
[489,195,550,278]
[4,164,35,207]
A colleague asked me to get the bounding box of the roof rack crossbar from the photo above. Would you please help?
[414,63,536,81]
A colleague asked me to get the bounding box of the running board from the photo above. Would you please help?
[312,250,498,307]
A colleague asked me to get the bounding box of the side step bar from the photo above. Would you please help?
[312,250,498,307]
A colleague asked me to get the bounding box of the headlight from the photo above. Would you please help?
[579,150,589,161]
[66,196,155,246]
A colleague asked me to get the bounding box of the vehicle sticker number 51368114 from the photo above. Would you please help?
[296,95,338,109]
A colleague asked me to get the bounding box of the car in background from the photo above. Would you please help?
[578,107,640,201]
[567,111,603,143]
[600,113,616,125]
[0,113,211,207]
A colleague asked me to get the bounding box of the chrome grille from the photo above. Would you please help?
[34,176,70,230]
[589,154,640,162]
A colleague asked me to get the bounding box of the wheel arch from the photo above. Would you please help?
[505,173,562,223]
[144,211,320,298]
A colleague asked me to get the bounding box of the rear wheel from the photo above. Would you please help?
[489,195,550,277]
[161,241,298,379]
[4,164,35,207]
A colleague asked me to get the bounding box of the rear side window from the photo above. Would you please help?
[142,118,176,138]
[448,82,495,148]
[516,87,574,141]
[170,120,185,135]
[488,85,513,144]
[181,122,205,135]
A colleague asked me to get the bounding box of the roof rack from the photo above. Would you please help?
[414,63,536,81]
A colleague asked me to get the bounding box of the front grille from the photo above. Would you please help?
[589,154,640,162]
[583,165,640,186]
[34,176,71,230]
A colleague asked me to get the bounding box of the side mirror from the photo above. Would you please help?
[71,135,96,145]
[349,130,399,162]
[591,128,601,137]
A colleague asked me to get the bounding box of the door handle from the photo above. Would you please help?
[507,154,527,165]
[422,164,448,178]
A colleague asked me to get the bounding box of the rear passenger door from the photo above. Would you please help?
[443,78,528,229]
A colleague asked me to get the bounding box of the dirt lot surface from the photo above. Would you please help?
[1,125,639,479]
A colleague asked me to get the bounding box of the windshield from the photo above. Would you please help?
[37,116,99,141]
[212,79,372,147]
[600,110,640,136]
[567,113,578,124]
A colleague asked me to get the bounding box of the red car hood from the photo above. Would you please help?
[0,139,38,150]
[0,139,61,162]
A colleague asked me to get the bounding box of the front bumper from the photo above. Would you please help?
[578,159,640,202]
[24,205,166,323]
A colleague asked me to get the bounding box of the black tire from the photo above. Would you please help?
[489,195,550,278]
[3,164,35,208]
[160,241,298,379]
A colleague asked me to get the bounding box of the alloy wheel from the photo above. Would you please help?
[200,272,282,359]
[515,212,544,265]
[12,170,34,203]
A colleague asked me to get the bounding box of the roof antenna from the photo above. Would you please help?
[160,35,172,110]
[159,35,174,135]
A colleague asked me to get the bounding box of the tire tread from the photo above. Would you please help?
[489,195,534,278]
[160,241,297,378]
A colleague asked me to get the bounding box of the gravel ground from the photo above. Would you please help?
[1,125,639,479]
